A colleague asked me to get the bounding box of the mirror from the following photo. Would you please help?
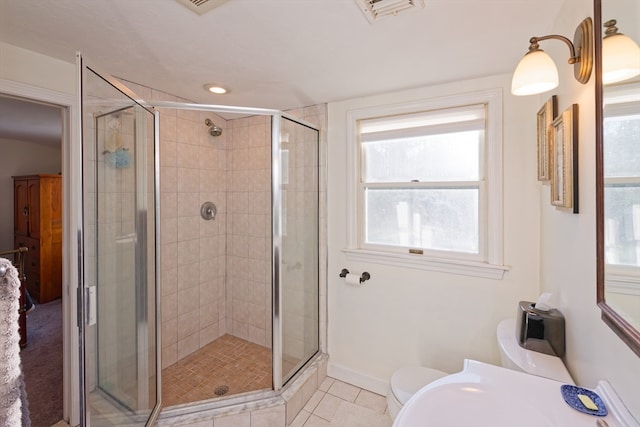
[596,0,640,356]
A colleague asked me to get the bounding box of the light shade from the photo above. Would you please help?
[511,50,559,96]
[603,33,640,84]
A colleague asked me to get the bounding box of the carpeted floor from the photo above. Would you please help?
[20,298,64,427]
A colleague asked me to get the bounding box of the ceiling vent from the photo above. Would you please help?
[174,0,231,15]
[355,0,425,23]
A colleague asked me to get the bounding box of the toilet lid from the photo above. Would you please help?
[391,367,448,405]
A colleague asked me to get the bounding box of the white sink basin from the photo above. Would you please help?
[393,359,638,427]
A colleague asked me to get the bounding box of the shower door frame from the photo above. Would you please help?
[151,100,320,393]
[77,53,162,426]
[91,104,156,410]
[274,114,321,386]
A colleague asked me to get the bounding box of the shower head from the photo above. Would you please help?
[209,126,222,137]
[205,118,223,136]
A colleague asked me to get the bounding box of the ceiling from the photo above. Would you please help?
[0,0,564,143]
[0,96,63,146]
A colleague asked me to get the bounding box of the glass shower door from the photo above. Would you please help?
[80,56,160,426]
[277,116,320,385]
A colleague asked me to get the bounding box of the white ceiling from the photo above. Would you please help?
[0,96,63,146]
[0,0,564,142]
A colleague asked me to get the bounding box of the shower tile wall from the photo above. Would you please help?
[156,103,228,367]
[147,88,273,364]
[226,115,272,348]
[127,83,227,367]
[124,79,328,368]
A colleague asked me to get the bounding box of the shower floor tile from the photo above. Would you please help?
[162,334,272,407]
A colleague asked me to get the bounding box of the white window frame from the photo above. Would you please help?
[603,82,640,295]
[344,89,508,279]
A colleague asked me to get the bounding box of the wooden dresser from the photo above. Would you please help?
[13,174,63,303]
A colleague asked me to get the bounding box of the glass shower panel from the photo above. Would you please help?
[82,64,158,426]
[279,117,319,384]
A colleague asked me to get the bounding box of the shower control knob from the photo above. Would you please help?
[200,201,217,221]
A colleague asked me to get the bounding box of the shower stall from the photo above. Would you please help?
[79,58,322,426]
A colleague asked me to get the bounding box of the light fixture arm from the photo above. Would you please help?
[529,17,593,84]
[512,17,593,95]
[529,35,580,65]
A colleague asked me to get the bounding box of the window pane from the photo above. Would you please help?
[362,131,481,183]
[604,114,640,178]
[604,185,640,267]
[365,188,479,253]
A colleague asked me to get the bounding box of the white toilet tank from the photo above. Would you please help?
[497,318,574,384]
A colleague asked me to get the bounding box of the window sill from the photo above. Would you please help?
[606,266,640,296]
[342,248,509,280]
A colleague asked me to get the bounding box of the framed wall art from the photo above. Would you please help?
[550,104,579,213]
[537,95,557,181]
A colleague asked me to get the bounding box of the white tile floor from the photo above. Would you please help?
[288,377,393,427]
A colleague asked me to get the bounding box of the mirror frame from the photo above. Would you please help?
[595,0,640,357]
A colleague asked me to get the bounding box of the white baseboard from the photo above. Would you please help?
[327,362,389,396]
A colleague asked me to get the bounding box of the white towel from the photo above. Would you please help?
[0,258,30,427]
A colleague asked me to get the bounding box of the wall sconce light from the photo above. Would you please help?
[511,18,593,96]
[602,20,640,85]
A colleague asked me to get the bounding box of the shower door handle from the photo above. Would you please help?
[85,285,97,326]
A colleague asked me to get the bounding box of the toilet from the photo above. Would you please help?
[386,317,574,420]
[386,366,448,420]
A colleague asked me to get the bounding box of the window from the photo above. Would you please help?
[603,83,640,285]
[345,90,506,279]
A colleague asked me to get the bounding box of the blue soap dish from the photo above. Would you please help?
[560,384,608,417]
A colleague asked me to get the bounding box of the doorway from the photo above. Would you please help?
[0,94,66,426]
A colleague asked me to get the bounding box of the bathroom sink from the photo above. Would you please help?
[393,359,638,427]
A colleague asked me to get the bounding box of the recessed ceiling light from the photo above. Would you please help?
[203,84,229,94]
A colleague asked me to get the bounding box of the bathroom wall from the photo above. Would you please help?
[0,41,69,254]
[0,42,75,93]
[0,41,78,424]
[327,3,640,421]
[538,0,640,419]
[326,74,543,393]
